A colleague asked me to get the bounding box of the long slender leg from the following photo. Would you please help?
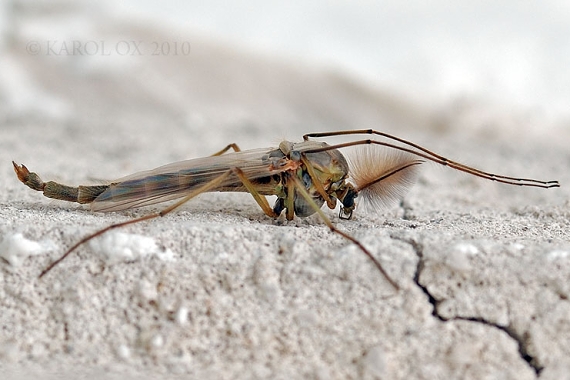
[300,139,559,188]
[211,143,241,156]
[290,176,399,291]
[39,169,234,278]
[232,168,277,217]
[285,180,295,221]
[299,154,335,209]
[303,130,559,188]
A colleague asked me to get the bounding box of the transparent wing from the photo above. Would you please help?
[91,147,285,212]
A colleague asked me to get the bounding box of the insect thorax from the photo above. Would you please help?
[271,141,353,218]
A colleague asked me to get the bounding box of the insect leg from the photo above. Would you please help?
[232,168,278,217]
[299,154,336,209]
[285,181,295,220]
[290,176,399,291]
[38,169,234,278]
[210,143,241,156]
[300,139,559,188]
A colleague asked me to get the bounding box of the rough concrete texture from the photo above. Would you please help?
[1,11,570,380]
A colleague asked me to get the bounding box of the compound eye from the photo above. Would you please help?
[342,188,358,209]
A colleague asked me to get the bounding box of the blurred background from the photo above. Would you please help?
[1,0,568,176]
[123,0,570,120]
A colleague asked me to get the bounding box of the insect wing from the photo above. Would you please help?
[91,147,283,212]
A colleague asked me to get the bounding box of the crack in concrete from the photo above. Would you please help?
[453,316,541,375]
[392,234,542,376]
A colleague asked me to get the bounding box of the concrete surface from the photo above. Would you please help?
[1,13,570,380]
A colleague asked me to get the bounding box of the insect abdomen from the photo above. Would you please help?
[13,161,108,204]
[42,182,108,204]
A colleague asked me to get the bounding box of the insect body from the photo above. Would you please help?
[13,130,560,290]
[14,141,354,217]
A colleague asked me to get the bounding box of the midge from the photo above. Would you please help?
[13,129,559,289]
